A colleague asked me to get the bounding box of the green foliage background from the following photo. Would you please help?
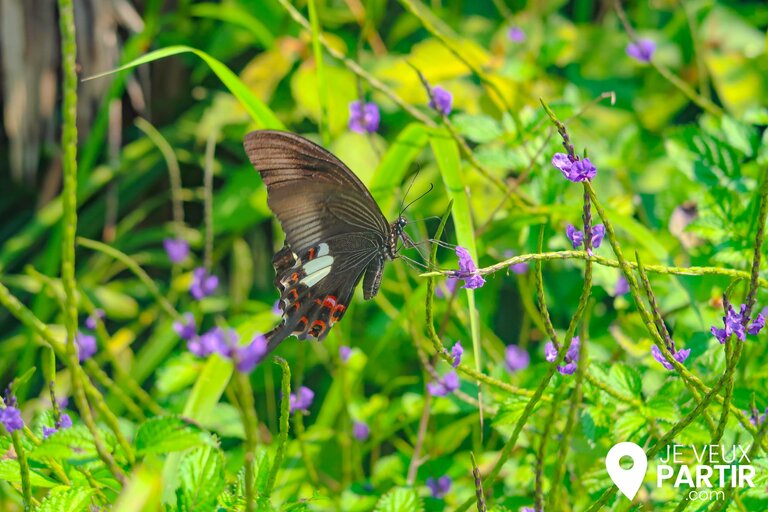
[0,0,767,511]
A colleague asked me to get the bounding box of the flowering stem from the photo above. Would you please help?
[57,0,126,486]
[204,130,217,272]
[713,168,767,444]
[535,227,560,348]
[470,452,487,512]
[8,427,32,510]
[264,357,291,503]
[234,371,259,512]
[535,389,560,512]
[419,250,767,287]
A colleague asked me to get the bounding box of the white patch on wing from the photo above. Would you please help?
[316,243,330,257]
[301,255,334,287]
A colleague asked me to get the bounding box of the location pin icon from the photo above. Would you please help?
[605,442,648,501]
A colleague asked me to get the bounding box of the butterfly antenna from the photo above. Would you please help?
[398,167,422,216]
[401,183,434,216]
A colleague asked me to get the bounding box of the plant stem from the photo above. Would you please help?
[264,358,291,502]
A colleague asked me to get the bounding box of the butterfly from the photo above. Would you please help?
[243,130,414,353]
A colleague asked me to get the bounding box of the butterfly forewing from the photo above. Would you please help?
[244,130,394,351]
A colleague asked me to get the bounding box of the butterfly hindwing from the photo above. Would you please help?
[244,130,398,353]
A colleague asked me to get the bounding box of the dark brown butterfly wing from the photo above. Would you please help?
[243,130,391,350]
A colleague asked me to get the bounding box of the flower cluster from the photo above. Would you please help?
[426,475,452,499]
[505,344,530,372]
[352,421,370,441]
[545,337,581,375]
[626,39,656,63]
[290,386,314,414]
[177,318,268,373]
[0,394,23,434]
[745,407,767,427]
[427,371,459,396]
[450,341,463,368]
[453,246,485,289]
[552,153,597,182]
[429,86,453,116]
[710,304,766,343]
[190,267,219,300]
[163,238,190,264]
[339,345,352,362]
[650,344,690,371]
[507,26,525,43]
[566,223,605,252]
[348,101,380,133]
[43,412,73,439]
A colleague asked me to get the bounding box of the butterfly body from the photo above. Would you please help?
[243,130,411,352]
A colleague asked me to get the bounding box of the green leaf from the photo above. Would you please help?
[189,3,275,49]
[135,416,214,456]
[84,46,284,129]
[429,128,482,397]
[613,411,647,440]
[494,395,531,426]
[176,445,226,512]
[374,487,423,512]
[608,363,643,398]
[36,486,94,512]
[30,425,110,462]
[370,123,430,213]
[0,459,58,488]
[451,113,502,143]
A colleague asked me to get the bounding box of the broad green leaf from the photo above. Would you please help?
[451,113,503,143]
[608,363,643,398]
[36,487,94,512]
[0,459,58,488]
[176,445,226,511]
[135,416,214,456]
[494,395,531,426]
[30,425,112,462]
[189,3,275,48]
[84,46,284,129]
[374,487,423,512]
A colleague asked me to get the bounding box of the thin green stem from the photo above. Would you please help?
[204,131,217,272]
[264,358,291,502]
[307,0,329,145]
[58,0,126,485]
[235,371,259,512]
[8,427,32,510]
[535,389,560,512]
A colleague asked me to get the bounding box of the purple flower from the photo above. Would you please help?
[426,475,452,499]
[626,39,656,63]
[0,405,23,433]
[427,371,459,397]
[339,346,352,362]
[272,300,283,316]
[173,313,197,341]
[235,334,269,373]
[505,345,530,372]
[75,332,97,361]
[42,413,72,439]
[544,338,580,375]
[451,341,463,368]
[651,344,690,371]
[745,407,767,427]
[507,26,525,43]
[614,275,630,296]
[58,413,72,429]
[163,238,190,264]
[747,308,766,335]
[520,508,537,512]
[453,246,485,289]
[85,309,105,330]
[552,153,597,182]
[352,421,370,441]
[429,86,453,116]
[711,303,762,343]
[348,101,380,133]
[290,386,314,414]
[435,277,459,298]
[591,224,606,249]
[566,224,584,249]
[511,262,529,274]
[188,326,229,357]
[190,267,219,300]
